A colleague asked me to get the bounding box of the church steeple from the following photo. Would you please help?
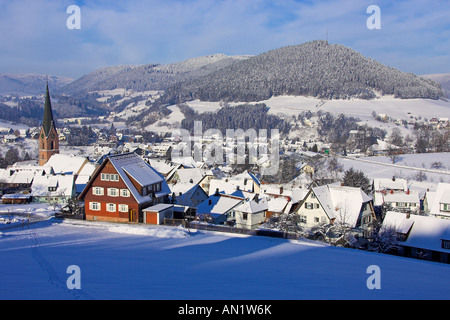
[42,82,56,137]
[39,82,59,166]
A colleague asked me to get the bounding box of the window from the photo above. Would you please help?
[101,173,109,181]
[305,203,313,209]
[243,213,248,220]
[107,203,116,212]
[118,204,129,213]
[108,188,119,197]
[93,187,104,196]
[314,217,320,223]
[441,203,450,212]
[110,174,119,182]
[89,202,101,211]
[155,183,161,192]
[363,215,372,224]
[299,215,307,223]
[442,240,450,249]
[121,189,130,197]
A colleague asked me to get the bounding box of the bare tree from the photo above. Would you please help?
[266,213,303,238]
[369,225,399,254]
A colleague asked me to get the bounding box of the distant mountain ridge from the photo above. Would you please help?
[0,74,73,96]
[59,54,251,95]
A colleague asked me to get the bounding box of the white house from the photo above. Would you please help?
[234,198,269,230]
[295,185,375,231]
[31,174,76,203]
[382,211,450,263]
[429,183,450,219]
[382,191,421,213]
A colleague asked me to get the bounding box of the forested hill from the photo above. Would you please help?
[157,40,443,104]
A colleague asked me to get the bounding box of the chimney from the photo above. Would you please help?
[208,199,212,206]
[406,213,410,219]
[214,188,220,196]
[280,186,283,194]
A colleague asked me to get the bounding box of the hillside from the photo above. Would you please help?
[0,74,73,96]
[0,217,449,300]
[158,40,443,104]
[60,54,250,95]
[422,73,450,98]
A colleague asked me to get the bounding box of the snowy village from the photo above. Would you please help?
[1,83,449,269]
[2,1,450,302]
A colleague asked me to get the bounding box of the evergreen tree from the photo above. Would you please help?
[342,168,371,194]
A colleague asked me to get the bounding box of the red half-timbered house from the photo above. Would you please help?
[79,153,170,223]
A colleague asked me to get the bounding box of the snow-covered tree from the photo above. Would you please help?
[369,223,399,254]
[266,213,303,238]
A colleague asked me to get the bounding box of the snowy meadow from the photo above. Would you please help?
[0,215,449,300]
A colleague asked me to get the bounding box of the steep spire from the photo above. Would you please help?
[42,82,55,137]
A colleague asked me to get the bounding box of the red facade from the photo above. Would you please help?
[84,161,140,223]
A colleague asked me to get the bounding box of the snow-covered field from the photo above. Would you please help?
[0,211,449,300]
[184,95,450,120]
[339,153,450,184]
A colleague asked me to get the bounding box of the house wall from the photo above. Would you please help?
[295,191,330,228]
[84,162,139,223]
[235,210,266,230]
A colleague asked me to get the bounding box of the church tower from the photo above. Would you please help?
[39,83,59,166]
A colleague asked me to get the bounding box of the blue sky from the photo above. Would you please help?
[1,0,449,79]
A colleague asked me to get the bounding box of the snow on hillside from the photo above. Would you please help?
[0,217,449,300]
[181,95,449,138]
[338,153,450,183]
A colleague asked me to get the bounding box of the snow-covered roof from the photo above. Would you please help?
[266,197,290,213]
[31,174,75,197]
[383,191,421,204]
[1,170,36,185]
[208,171,259,196]
[107,153,170,204]
[45,154,89,175]
[373,178,408,192]
[313,185,372,227]
[173,167,204,185]
[149,159,177,176]
[382,211,450,253]
[196,194,244,218]
[142,204,173,212]
[173,184,207,207]
[235,198,268,214]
